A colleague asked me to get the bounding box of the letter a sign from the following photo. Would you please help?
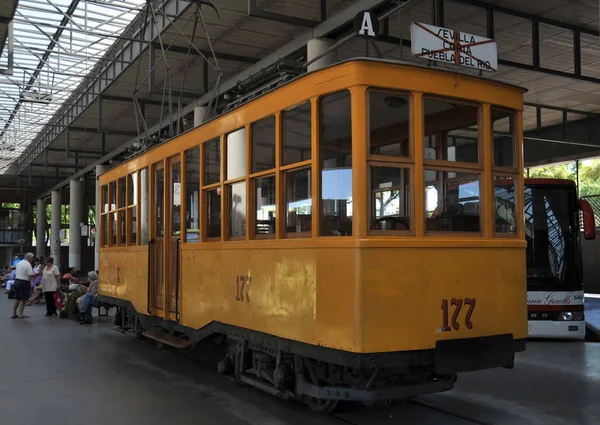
[354,10,379,38]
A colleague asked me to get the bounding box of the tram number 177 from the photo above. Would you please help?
[441,298,476,331]
[235,275,251,302]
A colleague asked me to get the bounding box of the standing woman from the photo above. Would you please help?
[41,257,60,317]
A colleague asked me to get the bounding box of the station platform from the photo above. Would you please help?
[1,298,599,425]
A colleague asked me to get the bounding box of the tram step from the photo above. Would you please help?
[142,330,191,349]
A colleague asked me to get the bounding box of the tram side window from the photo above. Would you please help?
[204,138,221,185]
[370,167,411,232]
[110,212,117,245]
[494,176,516,234]
[229,182,246,239]
[109,181,116,210]
[119,210,126,244]
[140,168,149,245]
[102,214,109,247]
[127,172,138,244]
[206,188,221,239]
[423,97,479,164]
[369,90,410,156]
[118,177,126,209]
[252,116,275,173]
[424,171,481,233]
[283,101,311,165]
[185,147,200,242]
[100,184,109,247]
[255,176,276,236]
[320,91,352,236]
[491,107,516,169]
[285,168,311,235]
[102,185,109,213]
[227,128,246,180]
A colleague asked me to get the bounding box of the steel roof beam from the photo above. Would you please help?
[151,42,258,64]
[453,0,599,36]
[1,0,82,138]
[17,0,193,172]
[32,0,395,198]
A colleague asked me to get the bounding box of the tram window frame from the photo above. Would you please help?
[368,89,412,161]
[284,166,312,238]
[126,172,138,245]
[422,96,482,168]
[140,167,150,245]
[424,168,482,236]
[252,115,276,173]
[184,146,201,244]
[253,174,276,239]
[491,107,517,171]
[282,100,311,166]
[368,164,413,236]
[319,90,353,237]
[493,174,518,237]
[100,184,109,247]
[204,186,222,241]
[228,180,247,240]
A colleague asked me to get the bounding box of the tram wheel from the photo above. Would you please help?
[303,396,339,413]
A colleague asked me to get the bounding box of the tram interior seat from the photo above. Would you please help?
[321,216,352,236]
[426,201,480,232]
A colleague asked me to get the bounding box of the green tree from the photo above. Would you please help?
[527,159,600,197]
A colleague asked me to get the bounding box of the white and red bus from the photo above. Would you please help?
[522,179,596,339]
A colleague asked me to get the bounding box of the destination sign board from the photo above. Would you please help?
[410,22,497,72]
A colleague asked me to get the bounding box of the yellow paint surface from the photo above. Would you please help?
[97,60,527,355]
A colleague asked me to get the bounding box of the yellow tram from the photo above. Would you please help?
[98,58,527,411]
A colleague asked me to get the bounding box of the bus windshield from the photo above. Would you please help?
[524,185,581,291]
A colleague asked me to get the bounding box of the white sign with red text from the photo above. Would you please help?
[527,291,584,306]
[410,22,498,72]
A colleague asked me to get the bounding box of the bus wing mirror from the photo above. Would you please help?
[580,199,596,240]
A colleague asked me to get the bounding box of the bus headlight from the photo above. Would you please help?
[558,311,584,321]
[559,312,573,321]
[571,311,584,321]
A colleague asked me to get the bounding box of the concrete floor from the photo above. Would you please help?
[1,298,599,425]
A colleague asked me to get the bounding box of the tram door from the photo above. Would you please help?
[150,157,182,320]
[168,156,182,320]
[151,162,165,312]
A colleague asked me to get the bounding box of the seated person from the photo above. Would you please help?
[65,280,88,318]
[4,266,16,295]
[77,271,99,325]
[62,267,80,292]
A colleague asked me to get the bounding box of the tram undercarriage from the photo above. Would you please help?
[108,300,456,412]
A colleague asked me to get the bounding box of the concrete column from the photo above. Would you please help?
[50,190,61,262]
[69,179,83,270]
[194,106,207,127]
[307,38,337,72]
[36,199,46,259]
[95,165,107,271]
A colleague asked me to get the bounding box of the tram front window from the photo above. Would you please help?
[370,167,410,232]
[320,90,352,236]
[425,171,481,233]
[423,98,479,164]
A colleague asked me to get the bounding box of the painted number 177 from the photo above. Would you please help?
[441,298,476,331]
